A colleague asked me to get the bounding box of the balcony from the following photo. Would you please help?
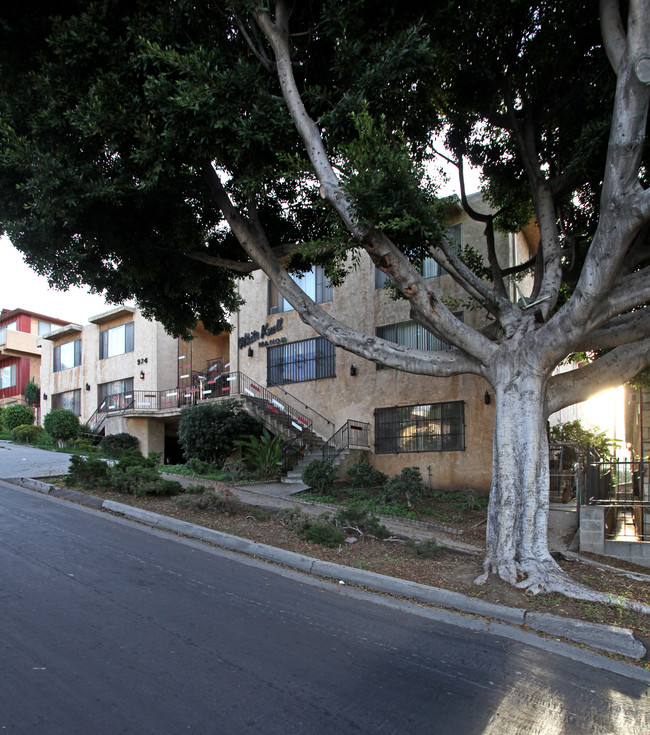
[0,329,40,359]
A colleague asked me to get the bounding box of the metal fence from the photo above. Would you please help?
[584,455,650,541]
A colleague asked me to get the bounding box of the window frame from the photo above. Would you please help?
[0,321,17,346]
[99,321,134,360]
[375,314,464,370]
[0,362,17,390]
[52,389,81,416]
[97,377,135,411]
[267,336,335,386]
[375,225,461,289]
[53,339,82,372]
[375,400,465,454]
[268,266,333,315]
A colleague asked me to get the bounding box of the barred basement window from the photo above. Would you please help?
[267,337,335,386]
[375,401,465,454]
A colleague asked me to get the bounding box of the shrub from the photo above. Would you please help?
[11,424,43,444]
[178,399,262,466]
[3,404,34,431]
[24,378,40,405]
[335,504,390,539]
[404,539,442,558]
[235,429,288,479]
[67,437,98,453]
[99,432,139,457]
[385,467,428,508]
[184,457,214,475]
[347,460,388,488]
[66,449,181,496]
[110,465,180,496]
[174,485,240,512]
[66,454,111,489]
[43,408,80,444]
[304,523,345,547]
[301,458,336,494]
[220,459,254,483]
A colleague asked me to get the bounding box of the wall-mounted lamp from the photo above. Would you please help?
[248,347,254,357]
[139,370,145,380]
[42,393,48,400]
[85,383,91,391]
[484,390,491,405]
[350,365,358,376]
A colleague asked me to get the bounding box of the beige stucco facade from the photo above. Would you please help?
[39,306,230,460]
[229,196,535,492]
[40,307,177,456]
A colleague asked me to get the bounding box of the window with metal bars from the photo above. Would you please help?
[375,313,463,369]
[375,401,465,454]
[52,389,81,416]
[267,337,335,385]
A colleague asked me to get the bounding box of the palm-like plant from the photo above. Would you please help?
[235,429,289,480]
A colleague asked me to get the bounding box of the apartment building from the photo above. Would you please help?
[229,195,537,492]
[40,306,229,459]
[0,308,68,409]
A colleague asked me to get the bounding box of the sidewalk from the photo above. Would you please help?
[8,474,647,669]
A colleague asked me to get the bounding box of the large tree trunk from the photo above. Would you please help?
[476,358,579,595]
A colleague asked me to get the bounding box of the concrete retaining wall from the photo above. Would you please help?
[580,505,650,568]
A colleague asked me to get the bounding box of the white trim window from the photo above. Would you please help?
[0,363,16,389]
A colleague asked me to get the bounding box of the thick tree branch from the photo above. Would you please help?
[575,307,650,351]
[600,0,627,74]
[204,164,486,377]
[254,2,498,364]
[546,337,650,416]
[186,250,256,273]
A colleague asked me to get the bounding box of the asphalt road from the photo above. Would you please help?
[1,479,648,734]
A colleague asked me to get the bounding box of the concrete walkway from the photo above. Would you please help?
[164,475,578,556]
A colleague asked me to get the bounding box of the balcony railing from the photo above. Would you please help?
[85,371,315,436]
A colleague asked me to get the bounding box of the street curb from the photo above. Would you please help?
[100,498,647,660]
[7,477,646,661]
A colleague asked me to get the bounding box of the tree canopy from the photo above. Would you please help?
[1,1,649,599]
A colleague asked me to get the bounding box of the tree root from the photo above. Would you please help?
[475,556,650,615]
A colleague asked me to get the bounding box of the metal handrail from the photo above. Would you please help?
[268,383,335,430]
[84,371,316,438]
[322,420,370,461]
